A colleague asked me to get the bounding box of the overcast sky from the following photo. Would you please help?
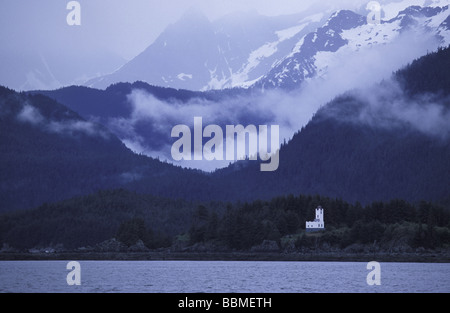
[0,0,442,92]
[0,0,421,61]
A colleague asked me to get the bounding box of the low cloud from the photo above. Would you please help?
[17,103,44,125]
[344,81,450,139]
[17,104,110,139]
[109,28,445,171]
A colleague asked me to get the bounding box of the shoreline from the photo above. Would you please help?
[1,251,449,263]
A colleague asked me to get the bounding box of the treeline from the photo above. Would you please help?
[184,195,450,252]
[0,189,225,250]
[2,190,448,253]
[116,217,172,249]
[395,45,450,97]
[2,47,450,214]
[0,85,215,212]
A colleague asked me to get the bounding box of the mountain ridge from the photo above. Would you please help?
[86,4,449,91]
[1,46,449,213]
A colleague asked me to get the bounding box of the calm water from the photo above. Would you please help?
[0,261,449,293]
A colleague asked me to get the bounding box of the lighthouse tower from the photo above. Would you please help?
[306,206,325,232]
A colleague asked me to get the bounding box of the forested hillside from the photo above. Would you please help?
[1,47,450,213]
[0,47,450,253]
[0,86,210,212]
[395,46,450,97]
[1,190,449,252]
[215,46,450,204]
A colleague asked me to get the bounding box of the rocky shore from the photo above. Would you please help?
[2,237,449,263]
[1,251,450,262]
[1,248,449,263]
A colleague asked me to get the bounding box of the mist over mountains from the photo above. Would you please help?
[87,4,449,91]
[1,1,448,93]
[1,44,448,214]
[1,3,449,213]
[38,35,448,173]
[1,2,450,256]
[86,8,325,91]
[1,45,450,253]
[65,3,449,172]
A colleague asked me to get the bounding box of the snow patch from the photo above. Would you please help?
[300,13,324,24]
[228,21,313,88]
[275,23,308,41]
[177,73,193,81]
[341,18,401,50]
[202,67,229,91]
[291,36,306,55]
[425,6,450,28]
[382,0,426,20]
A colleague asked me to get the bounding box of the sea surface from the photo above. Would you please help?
[0,261,449,293]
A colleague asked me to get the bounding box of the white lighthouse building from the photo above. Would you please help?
[306,206,325,232]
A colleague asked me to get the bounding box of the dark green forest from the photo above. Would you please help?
[185,195,450,252]
[1,47,449,255]
[0,189,449,252]
[213,46,450,204]
[395,46,450,97]
[0,189,215,250]
[0,85,214,212]
[1,47,450,213]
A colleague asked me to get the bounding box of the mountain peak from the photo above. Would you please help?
[85,4,449,91]
[179,6,210,24]
[396,4,447,18]
[325,9,366,30]
[163,7,213,37]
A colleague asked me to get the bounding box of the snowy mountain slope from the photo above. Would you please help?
[87,3,449,92]
[255,5,450,90]
[86,9,327,91]
[214,12,326,90]
[435,11,450,42]
[254,10,367,89]
[89,9,226,91]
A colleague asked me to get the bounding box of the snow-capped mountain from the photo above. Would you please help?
[86,3,449,92]
[87,8,327,91]
[254,10,366,89]
[256,5,450,89]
